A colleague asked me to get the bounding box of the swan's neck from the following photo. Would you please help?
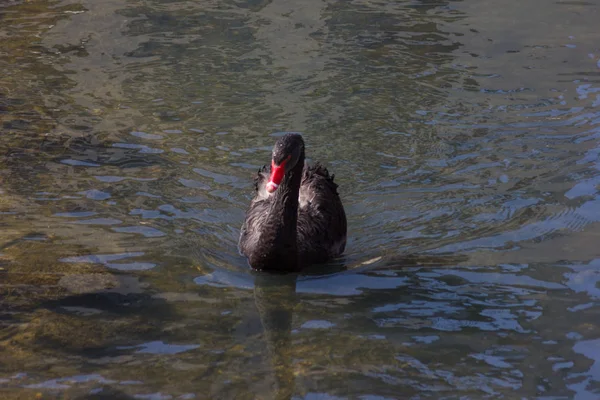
[258,154,304,271]
[272,154,303,232]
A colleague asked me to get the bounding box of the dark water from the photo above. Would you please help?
[2,0,600,398]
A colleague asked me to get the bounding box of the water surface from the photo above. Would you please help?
[2,0,600,398]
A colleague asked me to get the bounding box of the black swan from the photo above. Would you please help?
[239,133,347,271]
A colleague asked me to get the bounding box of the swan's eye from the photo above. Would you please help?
[273,152,292,166]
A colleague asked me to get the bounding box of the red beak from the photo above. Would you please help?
[266,156,290,193]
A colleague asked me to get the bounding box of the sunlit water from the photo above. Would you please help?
[2,0,600,399]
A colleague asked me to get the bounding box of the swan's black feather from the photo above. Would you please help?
[239,134,347,271]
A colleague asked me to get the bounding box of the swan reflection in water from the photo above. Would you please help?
[251,253,466,400]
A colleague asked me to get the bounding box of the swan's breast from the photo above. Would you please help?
[256,175,315,208]
[257,181,271,200]
[299,188,315,209]
[257,188,312,209]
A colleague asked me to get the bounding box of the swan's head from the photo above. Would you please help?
[266,133,305,193]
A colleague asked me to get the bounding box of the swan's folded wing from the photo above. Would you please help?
[253,165,271,200]
[303,162,339,191]
[297,163,347,262]
[239,197,270,256]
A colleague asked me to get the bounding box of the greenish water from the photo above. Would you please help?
[2,0,600,398]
